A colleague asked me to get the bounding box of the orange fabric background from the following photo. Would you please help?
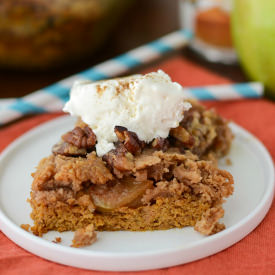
[0,56,274,275]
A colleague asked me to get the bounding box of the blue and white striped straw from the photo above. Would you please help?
[0,29,192,125]
[0,29,263,126]
[184,82,263,100]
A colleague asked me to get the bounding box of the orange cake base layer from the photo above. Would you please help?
[29,194,211,235]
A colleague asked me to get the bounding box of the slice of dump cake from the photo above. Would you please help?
[29,71,234,246]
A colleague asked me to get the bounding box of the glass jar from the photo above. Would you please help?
[179,0,237,64]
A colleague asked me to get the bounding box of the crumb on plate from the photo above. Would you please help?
[52,237,62,244]
[20,224,31,232]
[226,158,232,165]
[71,224,97,248]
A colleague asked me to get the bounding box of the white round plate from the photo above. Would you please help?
[0,116,274,271]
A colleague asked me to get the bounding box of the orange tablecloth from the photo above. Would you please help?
[0,56,274,275]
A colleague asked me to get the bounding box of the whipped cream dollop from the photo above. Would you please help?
[63,70,191,156]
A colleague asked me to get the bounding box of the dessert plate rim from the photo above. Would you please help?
[0,115,274,271]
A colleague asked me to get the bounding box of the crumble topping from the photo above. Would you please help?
[31,148,233,214]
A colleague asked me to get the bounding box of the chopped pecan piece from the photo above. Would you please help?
[151,137,169,151]
[114,126,127,141]
[62,126,96,149]
[180,108,195,128]
[170,126,194,148]
[103,144,134,172]
[52,140,87,157]
[114,126,144,154]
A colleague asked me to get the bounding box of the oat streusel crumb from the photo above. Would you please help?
[71,224,97,248]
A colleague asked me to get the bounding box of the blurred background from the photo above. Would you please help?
[0,0,273,99]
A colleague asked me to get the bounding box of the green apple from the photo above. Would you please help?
[232,0,275,98]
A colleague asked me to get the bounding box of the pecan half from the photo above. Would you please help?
[62,126,96,149]
[114,126,144,154]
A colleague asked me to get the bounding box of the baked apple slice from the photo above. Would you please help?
[90,178,153,212]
